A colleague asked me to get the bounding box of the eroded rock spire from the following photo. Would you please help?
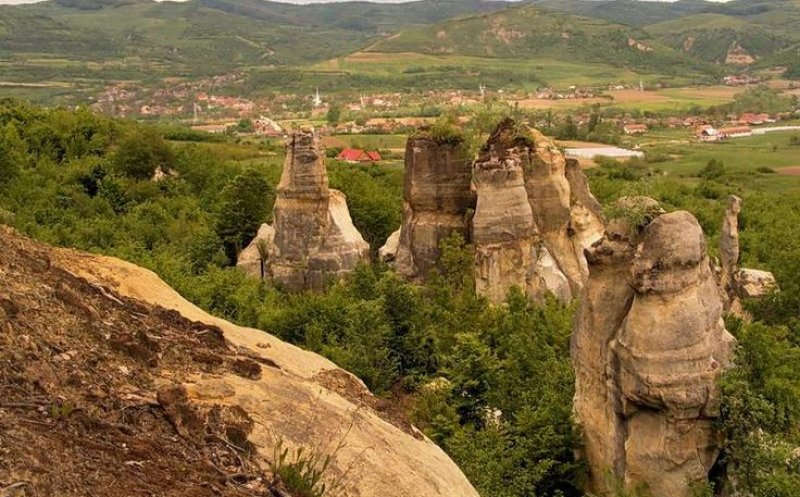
[237,129,369,291]
[572,198,735,497]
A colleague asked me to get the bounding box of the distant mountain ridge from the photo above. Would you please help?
[0,0,516,71]
[365,3,711,76]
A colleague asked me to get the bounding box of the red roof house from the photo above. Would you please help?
[336,148,382,163]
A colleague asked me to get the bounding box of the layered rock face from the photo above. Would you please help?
[524,129,588,297]
[391,134,474,279]
[572,199,736,497]
[237,130,369,291]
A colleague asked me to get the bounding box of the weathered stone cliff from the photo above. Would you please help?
[523,129,585,297]
[237,130,369,291]
[572,199,735,497]
[1,226,479,497]
[391,133,474,279]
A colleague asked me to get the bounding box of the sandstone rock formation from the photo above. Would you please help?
[382,119,605,305]
[524,128,595,297]
[472,132,538,303]
[572,199,735,497]
[719,195,777,314]
[2,226,479,497]
[391,132,474,280]
[236,130,369,291]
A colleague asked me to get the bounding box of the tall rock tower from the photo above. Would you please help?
[392,132,475,280]
[572,198,736,497]
[238,129,369,291]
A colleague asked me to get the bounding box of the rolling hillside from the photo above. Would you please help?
[364,4,710,76]
[0,0,515,79]
[529,0,713,28]
[643,0,800,65]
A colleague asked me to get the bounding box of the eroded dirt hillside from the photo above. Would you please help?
[0,226,479,497]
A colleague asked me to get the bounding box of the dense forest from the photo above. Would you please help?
[0,99,798,496]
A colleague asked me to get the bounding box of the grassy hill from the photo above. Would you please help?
[0,0,514,81]
[364,4,711,77]
[529,0,713,28]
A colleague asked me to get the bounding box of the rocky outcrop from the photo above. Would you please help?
[565,158,605,276]
[237,130,369,291]
[719,195,777,314]
[383,119,605,305]
[525,130,603,296]
[0,226,480,497]
[392,133,474,280]
[572,199,735,497]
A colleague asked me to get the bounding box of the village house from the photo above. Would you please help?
[723,74,761,86]
[336,148,382,164]
[696,125,720,142]
[738,113,776,126]
[623,124,648,135]
[719,126,753,139]
[253,116,284,137]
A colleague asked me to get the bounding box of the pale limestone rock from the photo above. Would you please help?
[379,228,401,262]
[573,201,735,497]
[236,223,275,279]
[270,130,369,291]
[529,244,572,303]
[393,134,474,280]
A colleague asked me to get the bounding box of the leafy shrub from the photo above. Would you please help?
[699,158,726,181]
[271,440,335,497]
[112,127,175,180]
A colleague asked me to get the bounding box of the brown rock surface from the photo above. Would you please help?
[393,133,474,279]
[1,225,479,497]
[524,129,588,296]
[385,120,605,305]
[269,130,369,291]
[572,201,735,497]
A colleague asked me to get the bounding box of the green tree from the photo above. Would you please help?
[699,158,726,181]
[215,168,272,262]
[326,105,342,126]
[0,123,26,188]
[113,127,175,180]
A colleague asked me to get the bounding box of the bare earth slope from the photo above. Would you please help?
[0,226,479,497]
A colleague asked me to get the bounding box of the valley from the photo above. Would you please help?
[1,1,800,497]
